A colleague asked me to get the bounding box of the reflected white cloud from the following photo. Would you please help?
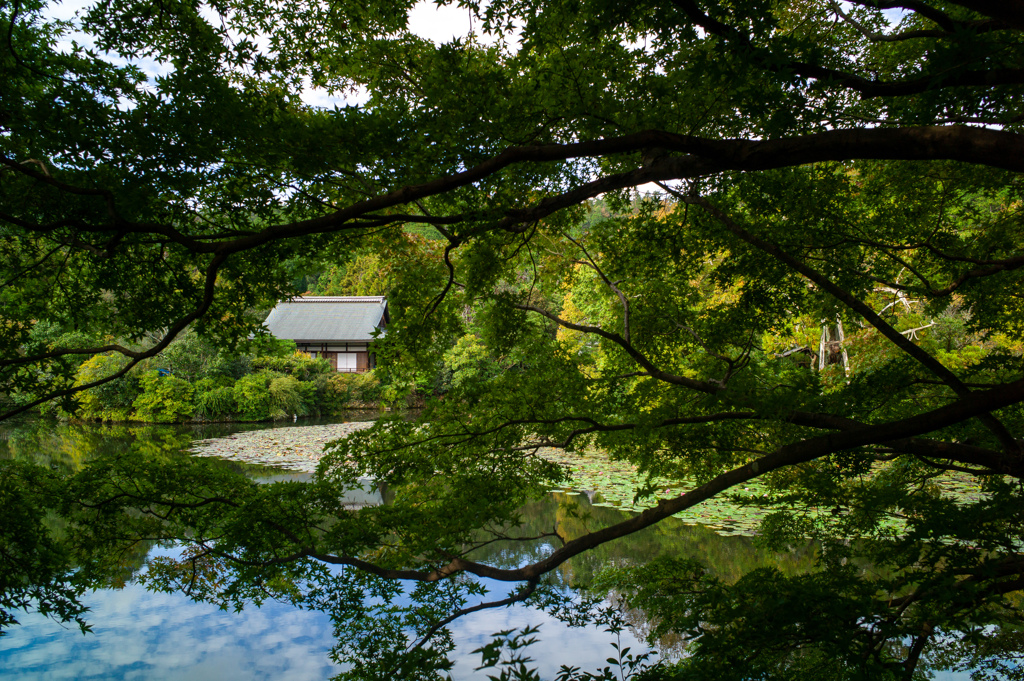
[1,575,649,681]
[0,583,339,681]
[449,606,646,681]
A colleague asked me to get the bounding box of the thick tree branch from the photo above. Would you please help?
[825,1,961,33]
[6,126,1024,424]
[308,379,1024,585]
[6,127,1024,265]
[670,0,1021,97]
[828,1,950,42]
[946,0,1024,30]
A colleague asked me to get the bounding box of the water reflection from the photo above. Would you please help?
[0,571,340,681]
[0,413,383,475]
[0,416,820,678]
[0,565,651,681]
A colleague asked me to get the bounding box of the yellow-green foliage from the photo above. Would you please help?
[313,252,391,296]
[73,354,141,421]
[132,371,195,423]
[250,351,332,381]
[442,335,498,391]
[232,370,278,421]
[193,383,236,420]
[323,372,381,411]
[268,375,304,418]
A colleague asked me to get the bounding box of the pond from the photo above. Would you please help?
[0,416,972,679]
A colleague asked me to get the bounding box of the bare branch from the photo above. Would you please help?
[564,233,632,342]
[405,579,539,655]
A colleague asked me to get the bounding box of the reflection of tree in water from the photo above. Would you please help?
[6,419,1003,679]
[468,493,817,580]
[464,491,820,657]
[0,418,295,477]
[0,418,303,632]
[0,418,815,672]
[3,420,131,473]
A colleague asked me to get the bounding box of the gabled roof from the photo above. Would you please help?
[263,296,387,343]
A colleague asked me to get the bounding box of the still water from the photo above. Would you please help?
[0,555,635,680]
[4,416,961,680]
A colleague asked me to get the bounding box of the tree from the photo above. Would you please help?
[2,0,1024,678]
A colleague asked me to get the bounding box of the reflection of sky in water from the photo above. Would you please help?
[0,578,984,681]
[448,591,646,681]
[0,418,646,679]
[0,583,339,680]
[0,564,644,681]
[0,418,981,679]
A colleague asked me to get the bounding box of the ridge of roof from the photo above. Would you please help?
[287,296,386,303]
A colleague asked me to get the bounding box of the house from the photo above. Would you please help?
[263,296,388,372]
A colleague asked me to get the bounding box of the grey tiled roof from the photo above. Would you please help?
[263,297,387,342]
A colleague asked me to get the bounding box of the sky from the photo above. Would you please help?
[42,0,901,109]
[43,0,491,108]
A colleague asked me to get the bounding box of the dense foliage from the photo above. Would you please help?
[3,0,1024,679]
[65,346,383,422]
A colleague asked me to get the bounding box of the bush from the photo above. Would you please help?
[323,372,382,412]
[160,330,226,383]
[132,371,195,423]
[232,370,279,421]
[268,375,304,418]
[194,386,237,420]
[73,354,142,421]
[297,380,319,415]
[244,334,297,358]
[251,351,333,381]
[194,376,236,393]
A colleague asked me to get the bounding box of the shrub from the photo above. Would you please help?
[244,334,297,358]
[194,386,236,420]
[323,372,382,412]
[73,354,142,421]
[160,330,225,383]
[268,375,304,418]
[251,351,332,381]
[132,371,195,423]
[231,370,279,421]
[297,380,319,415]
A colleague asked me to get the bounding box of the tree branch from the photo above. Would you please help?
[0,252,230,421]
[676,192,1021,455]
[945,1,1024,30]
[513,303,721,393]
[405,578,539,655]
[308,378,1024,585]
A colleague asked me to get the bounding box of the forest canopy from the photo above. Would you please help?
[2,0,1024,679]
